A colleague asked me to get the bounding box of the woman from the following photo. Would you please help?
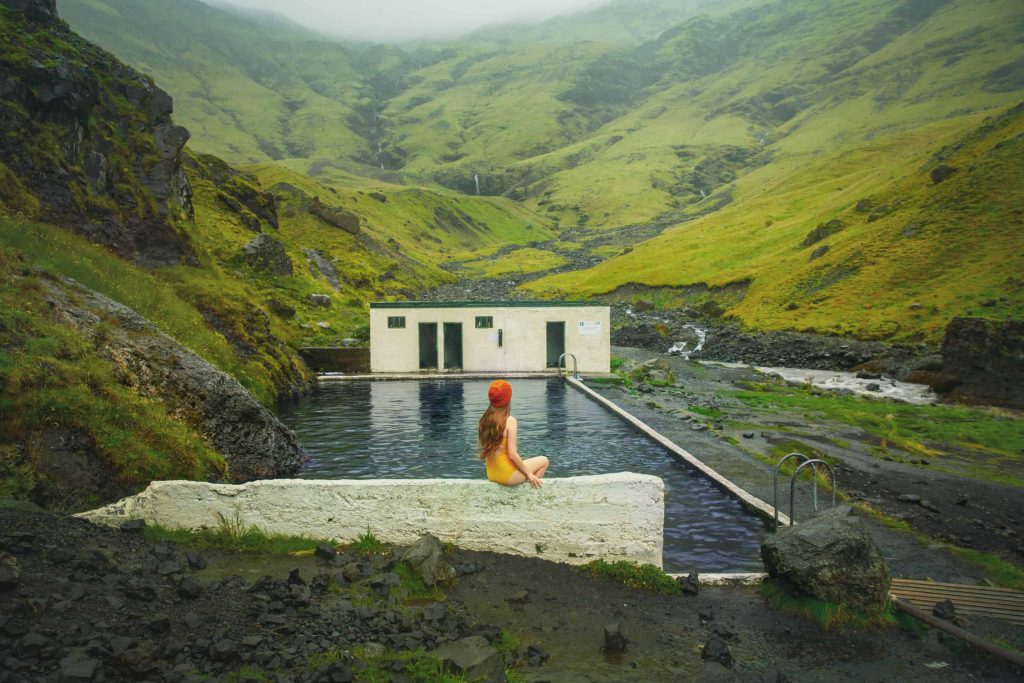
[478,380,549,488]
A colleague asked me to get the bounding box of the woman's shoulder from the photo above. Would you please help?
[506,416,518,428]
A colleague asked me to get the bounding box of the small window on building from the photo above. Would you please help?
[475,316,493,329]
[387,316,406,329]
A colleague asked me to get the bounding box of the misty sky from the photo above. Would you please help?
[209,0,613,42]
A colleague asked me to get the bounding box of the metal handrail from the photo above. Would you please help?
[773,452,809,530]
[788,459,837,525]
[557,353,579,380]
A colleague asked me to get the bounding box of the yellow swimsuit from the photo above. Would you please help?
[485,434,517,485]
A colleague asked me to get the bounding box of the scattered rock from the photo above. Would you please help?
[691,424,708,432]
[433,636,505,683]
[930,165,957,184]
[742,432,755,439]
[304,249,341,290]
[507,589,530,605]
[603,623,628,653]
[310,294,332,308]
[701,635,732,667]
[898,494,921,504]
[636,382,653,393]
[308,197,359,235]
[60,648,100,681]
[760,506,891,612]
[0,553,21,588]
[243,234,293,276]
[677,572,700,595]
[119,519,146,533]
[400,534,455,587]
[865,382,881,392]
[315,544,338,561]
[809,245,829,261]
[802,219,845,247]
[933,599,957,621]
[177,576,203,599]
[186,551,207,570]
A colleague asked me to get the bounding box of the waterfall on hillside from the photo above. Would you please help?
[474,174,480,195]
[667,325,707,359]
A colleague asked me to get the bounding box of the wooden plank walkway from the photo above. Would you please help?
[890,578,1024,625]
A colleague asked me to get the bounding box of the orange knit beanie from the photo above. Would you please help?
[487,380,512,408]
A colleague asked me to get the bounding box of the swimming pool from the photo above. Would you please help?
[276,378,766,572]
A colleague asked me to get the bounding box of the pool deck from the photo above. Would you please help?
[319,371,616,381]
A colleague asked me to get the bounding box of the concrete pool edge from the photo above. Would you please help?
[78,474,665,568]
[566,377,792,527]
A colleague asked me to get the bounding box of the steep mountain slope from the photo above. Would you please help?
[53,0,1024,346]
[528,103,1024,342]
[0,0,553,508]
[58,0,382,166]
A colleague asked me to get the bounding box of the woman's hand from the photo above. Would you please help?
[527,473,542,489]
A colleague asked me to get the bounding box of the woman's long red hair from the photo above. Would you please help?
[478,404,510,459]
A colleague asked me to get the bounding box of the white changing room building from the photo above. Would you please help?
[369,301,610,373]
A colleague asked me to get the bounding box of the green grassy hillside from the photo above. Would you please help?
[52,0,1024,345]
[528,104,1024,342]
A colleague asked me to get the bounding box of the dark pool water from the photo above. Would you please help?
[276,378,766,572]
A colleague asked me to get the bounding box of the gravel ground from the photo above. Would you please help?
[2,508,1021,682]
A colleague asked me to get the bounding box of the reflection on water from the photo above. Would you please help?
[276,378,765,572]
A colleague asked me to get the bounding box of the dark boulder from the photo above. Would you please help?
[304,249,340,290]
[43,276,304,485]
[809,245,829,261]
[760,506,891,612]
[0,553,21,588]
[0,0,59,22]
[933,317,1024,408]
[243,234,293,276]
[930,165,957,184]
[701,635,732,666]
[309,197,360,235]
[400,534,455,587]
[603,623,628,653]
[432,636,505,683]
[802,218,845,247]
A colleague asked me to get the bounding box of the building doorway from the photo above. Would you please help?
[443,322,463,370]
[546,321,565,368]
[418,323,438,370]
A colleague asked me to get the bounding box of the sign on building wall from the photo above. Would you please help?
[578,320,602,336]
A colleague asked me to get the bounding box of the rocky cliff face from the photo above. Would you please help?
[936,317,1024,409]
[0,0,194,266]
[42,272,305,483]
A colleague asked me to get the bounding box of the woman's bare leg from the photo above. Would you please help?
[502,457,549,486]
[524,456,549,479]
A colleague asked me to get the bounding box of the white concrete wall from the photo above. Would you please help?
[78,473,664,567]
[369,305,610,374]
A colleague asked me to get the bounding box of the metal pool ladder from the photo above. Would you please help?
[557,353,579,380]
[773,452,837,530]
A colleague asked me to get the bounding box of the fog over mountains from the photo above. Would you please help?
[203,0,618,42]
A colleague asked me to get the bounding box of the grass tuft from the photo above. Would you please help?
[580,559,682,594]
[143,513,330,555]
[759,578,897,631]
[348,528,388,555]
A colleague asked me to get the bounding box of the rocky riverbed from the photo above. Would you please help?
[2,506,1022,682]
